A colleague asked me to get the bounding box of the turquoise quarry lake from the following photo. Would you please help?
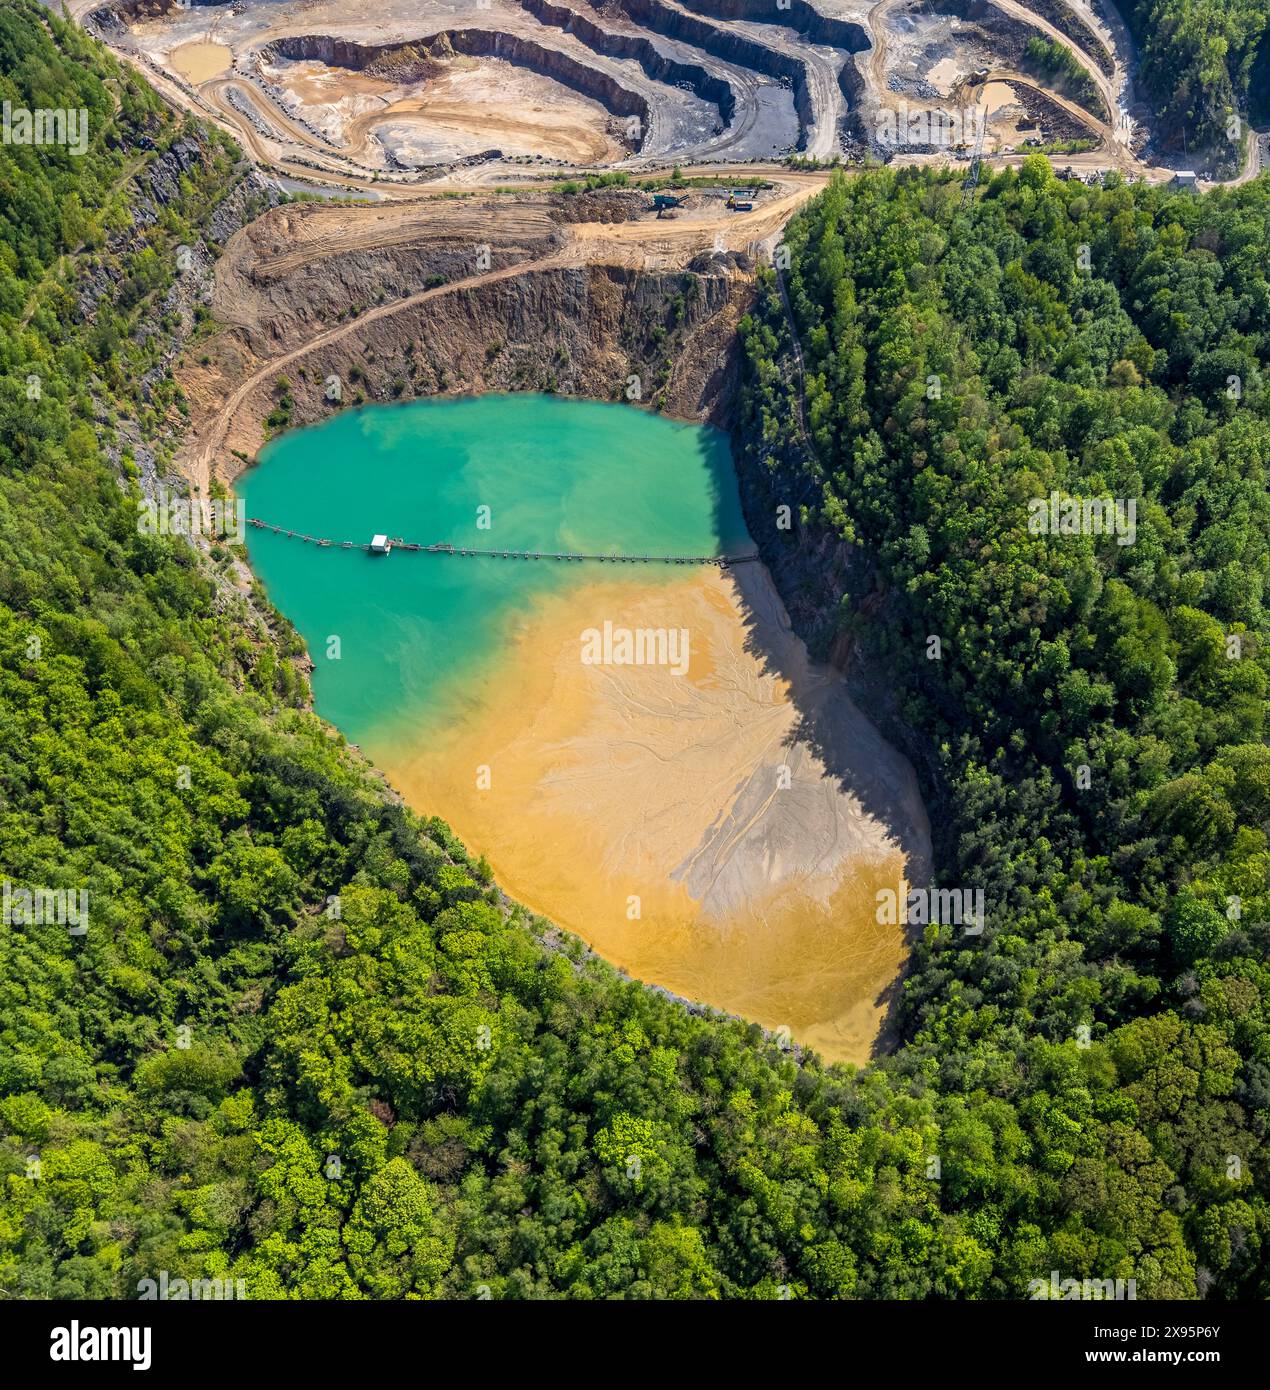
[240,392,929,1063]
[240,394,751,746]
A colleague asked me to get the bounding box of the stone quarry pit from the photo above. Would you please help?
[80,0,1175,192]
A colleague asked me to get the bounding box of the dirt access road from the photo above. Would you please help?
[953,66,1117,146]
[184,172,828,491]
[84,0,1153,196]
[868,0,1140,173]
[990,0,1134,160]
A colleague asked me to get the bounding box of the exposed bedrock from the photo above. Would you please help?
[672,0,869,53]
[315,263,750,423]
[264,31,652,149]
[519,0,737,129]
[197,259,755,472]
[837,52,868,141]
[94,0,227,16]
[612,0,818,149]
[838,53,866,106]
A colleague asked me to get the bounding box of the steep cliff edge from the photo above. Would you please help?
[177,192,757,482]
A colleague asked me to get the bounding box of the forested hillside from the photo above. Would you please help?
[1126,0,1269,155]
[1,0,1268,1300]
[738,158,1270,1299]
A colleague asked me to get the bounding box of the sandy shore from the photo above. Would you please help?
[381,561,930,1064]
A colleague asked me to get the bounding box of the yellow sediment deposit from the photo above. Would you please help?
[169,42,232,85]
[383,561,930,1064]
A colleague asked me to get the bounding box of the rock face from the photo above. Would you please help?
[615,0,816,147]
[214,265,749,472]
[266,31,652,150]
[78,131,281,345]
[179,194,754,479]
[520,0,737,129]
[670,0,869,53]
[94,0,228,16]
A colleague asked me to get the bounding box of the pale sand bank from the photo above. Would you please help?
[382,561,931,1063]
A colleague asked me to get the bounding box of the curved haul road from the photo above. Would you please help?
[78,0,1268,196]
[186,172,828,490]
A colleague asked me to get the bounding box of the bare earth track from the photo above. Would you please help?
[77,0,1201,194]
[61,0,1265,1062]
[183,172,828,489]
[70,0,1264,489]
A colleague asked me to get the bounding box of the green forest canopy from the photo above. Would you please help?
[1,0,1268,1298]
[1126,0,1270,150]
[737,155,1270,1297]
